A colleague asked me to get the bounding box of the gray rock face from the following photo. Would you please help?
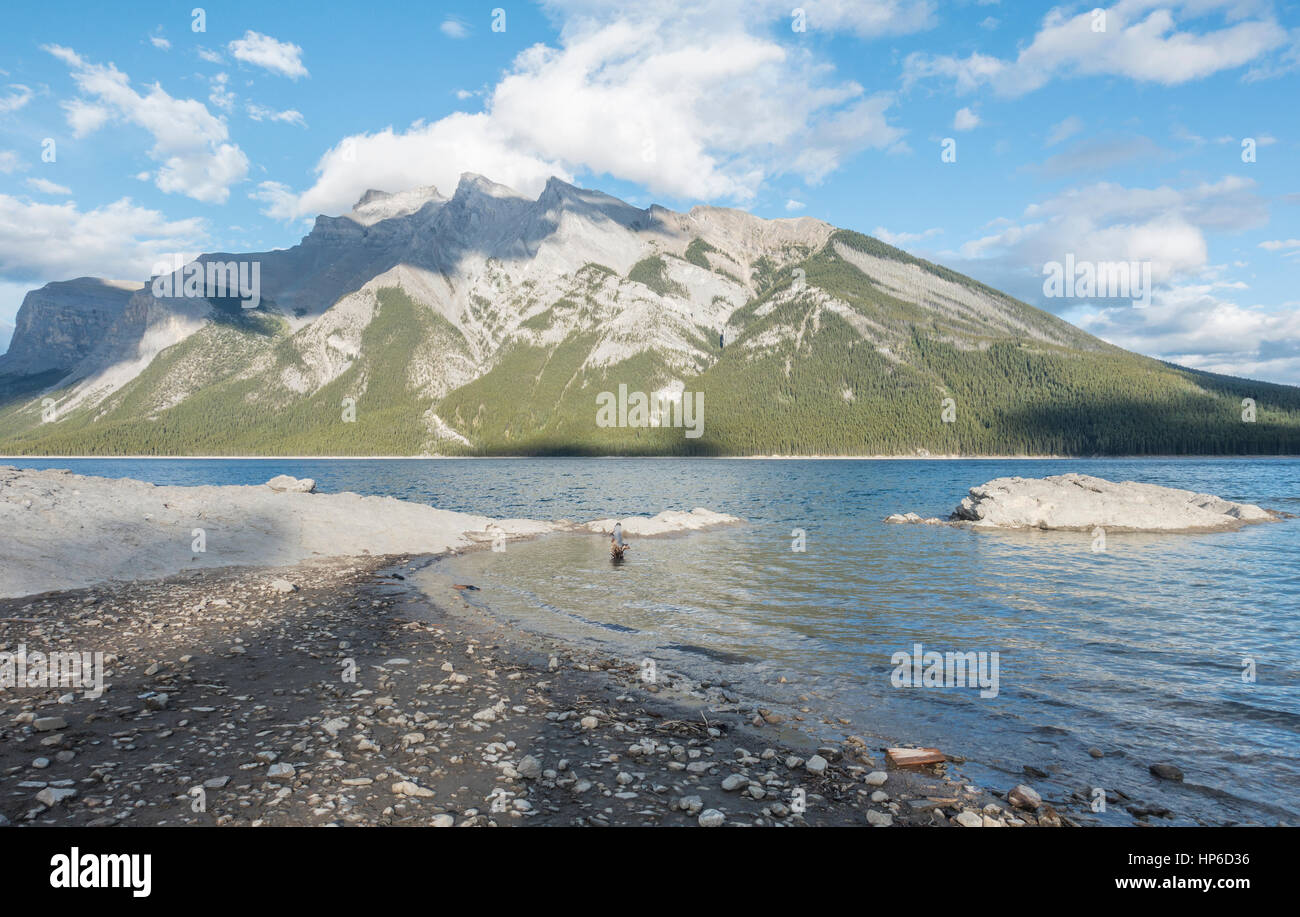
[0,277,140,377]
[892,473,1277,533]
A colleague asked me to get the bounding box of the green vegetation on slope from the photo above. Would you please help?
[627,255,686,298]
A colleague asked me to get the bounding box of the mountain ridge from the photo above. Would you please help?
[1,173,1297,456]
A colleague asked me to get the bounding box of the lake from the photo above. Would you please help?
[8,455,1298,825]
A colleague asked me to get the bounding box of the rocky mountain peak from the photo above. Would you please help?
[0,277,142,378]
[348,185,446,227]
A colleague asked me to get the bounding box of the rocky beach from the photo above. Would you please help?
[0,554,1077,827]
[0,466,1084,828]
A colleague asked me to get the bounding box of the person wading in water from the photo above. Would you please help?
[610,522,630,560]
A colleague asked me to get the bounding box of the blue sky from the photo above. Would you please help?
[1,0,1297,381]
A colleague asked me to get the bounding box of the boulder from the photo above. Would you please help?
[1007,783,1042,810]
[266,475,316,493]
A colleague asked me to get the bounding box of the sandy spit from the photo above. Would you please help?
[0,466,738,599]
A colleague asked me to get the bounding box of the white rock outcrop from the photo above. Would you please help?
[583,508,741,537]
[265,474,316,493]
[887,473,1278,533]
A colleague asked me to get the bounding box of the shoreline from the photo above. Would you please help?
[0,464,738,599]
[1,467,1285,827]
[0,555,1067,827]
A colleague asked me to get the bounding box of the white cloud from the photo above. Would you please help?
[150,35,171,51]
[1260,238,1300,258]
[62,98,111,137]
[787,0,936,36]
[208,72,235,111]
[252,114,570,220]
[946,175,1267,317]
[0,151,21,174]
[26,177,71,195]
[44,45,249,204]
[953,106,980,131]
[0,84,33,114]
[0,194,207,284]
[227,31,309,79]
[935,173,1300,381]
[259,4,908,219]
[441,18,470,39]
[904,1,1287,96]
[197,47,224,64]
[247,103,307,127]
[874,225,942,246]
[1046,115,1083,146]
[1075,286,1300,384]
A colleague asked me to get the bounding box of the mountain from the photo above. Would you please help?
[0,173,1297,456]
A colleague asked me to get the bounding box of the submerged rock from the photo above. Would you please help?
[1149,763,1185,782]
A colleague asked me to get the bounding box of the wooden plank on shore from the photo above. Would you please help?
[886,747,946,767]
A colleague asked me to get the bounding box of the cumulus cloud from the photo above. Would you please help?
[252,113,570,220]
[227,31,309,79]
[0,194,206,283]
[1076,286,1300,384]
[44,44,249,203]
[954,175,1265,297]
[258,2,908,219]
[904,1,1287,96]
[932,173,1296,381]
[208,72,235,111]
[953,107,980,131]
